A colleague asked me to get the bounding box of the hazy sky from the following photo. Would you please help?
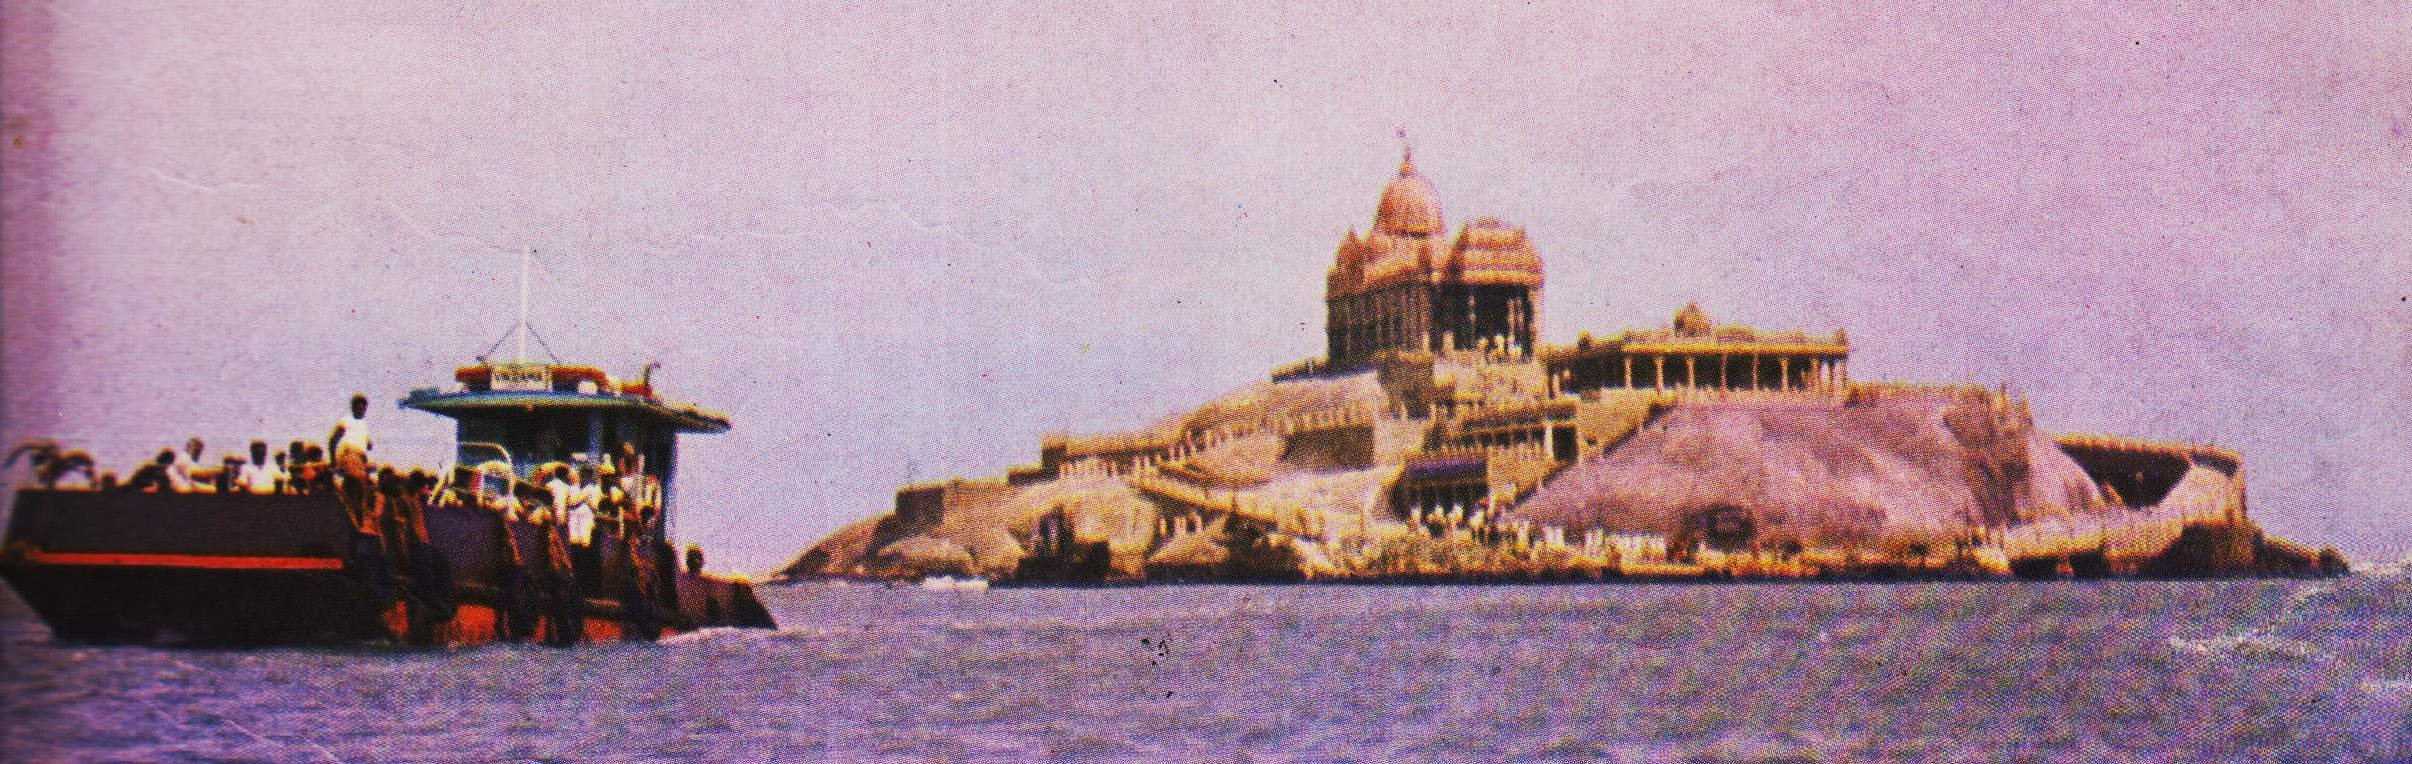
[5,0,2407,572]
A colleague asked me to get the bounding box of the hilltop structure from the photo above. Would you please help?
[783,151,2343,583]
[1324,151,1544,368]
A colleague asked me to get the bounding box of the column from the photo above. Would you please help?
[1623,355,1633,388]
[583,412,607,465]
[1654,355,1665,390]
[1508,295,1524,352]
[1780,356,1791,392]
[1684,356,1695,390]
[1464,292,1475,352]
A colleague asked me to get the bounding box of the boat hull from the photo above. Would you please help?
[1,489,773,646]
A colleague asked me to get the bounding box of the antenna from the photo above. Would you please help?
[517,248,532,362]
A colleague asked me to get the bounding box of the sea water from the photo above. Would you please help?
[4,576,2407,763]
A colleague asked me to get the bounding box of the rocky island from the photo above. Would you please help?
[781,152,2348,585]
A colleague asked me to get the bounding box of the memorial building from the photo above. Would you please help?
[1324,151,1545,369]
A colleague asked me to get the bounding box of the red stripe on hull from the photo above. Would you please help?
[582,616,625,642]
[22,549,346,571]
[439,604,501,645]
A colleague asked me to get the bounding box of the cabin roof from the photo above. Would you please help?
[399,389,732,433]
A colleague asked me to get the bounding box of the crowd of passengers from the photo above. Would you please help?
[102,436,342,495]
[78,394,667,546]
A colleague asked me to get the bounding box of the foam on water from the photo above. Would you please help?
[656,625,772,646]
[2165,581,2344,664]
[2166,631,2328,663]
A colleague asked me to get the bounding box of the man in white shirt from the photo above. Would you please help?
[164,454,195,492]
[328,394,373,477]
[544,465,584,533]
[237,440,283,494]
[328,394,375,529]
[168,437,203,492]
[566,466,598,548]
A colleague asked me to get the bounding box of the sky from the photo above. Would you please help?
[4,0,2407,573]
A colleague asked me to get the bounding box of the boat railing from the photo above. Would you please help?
[456,441,514,470]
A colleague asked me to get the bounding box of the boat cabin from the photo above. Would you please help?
[401,361,730,531]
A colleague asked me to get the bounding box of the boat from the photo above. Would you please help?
[1,349,777,646]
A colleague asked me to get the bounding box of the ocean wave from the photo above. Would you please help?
[655,624,877,646]
[2165,581,2356,665]
[2165,632,2328,663]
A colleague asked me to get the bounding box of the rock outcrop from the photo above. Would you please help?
[778,357,2335,583]
[1512,389,2097,549]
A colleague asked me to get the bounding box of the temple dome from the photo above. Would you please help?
[1674,302,1713,336]
[1372,154,1442,237]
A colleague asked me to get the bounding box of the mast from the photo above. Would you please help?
[517,248,532,363]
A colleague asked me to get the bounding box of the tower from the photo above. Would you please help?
[1324,149,1542,369]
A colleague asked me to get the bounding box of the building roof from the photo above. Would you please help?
[1329,154,1541,298]
[402,363,732,435]
[402,389,731,433]
[1372,152,1442,237]
[1444,217,1543,288]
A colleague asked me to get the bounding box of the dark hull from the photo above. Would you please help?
[1,489,773,646]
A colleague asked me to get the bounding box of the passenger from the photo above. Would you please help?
[169,437,204,490]
[299,444,331,494]
[328,394,374,527]
[578,463,605,524]
[538,487,575,586]
[596,467,628,533]
[166,448,201,492]
[415,470,442,520]
[529,464,567,525]
[560,468,596,548]
[396,471,433,544]
[544,464,579,514]
[508,480,543,523]
[283,440,307,492]
[217,453,243,494]
[441,465,477,508]
[613,442,643,481]
[128,450,179,492]
[328,393,374,485]
[375,470,406,534]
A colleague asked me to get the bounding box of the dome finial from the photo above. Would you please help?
[1372,140,1442,236]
